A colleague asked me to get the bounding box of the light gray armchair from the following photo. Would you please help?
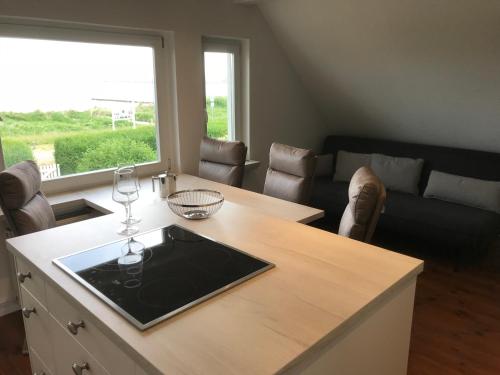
[0,160,55,236]
[263,143,317,204]
[338,166,386,243]
[199,136,247,188]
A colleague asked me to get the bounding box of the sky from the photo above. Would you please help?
[0,37,229,112]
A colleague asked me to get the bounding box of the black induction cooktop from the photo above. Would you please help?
[53,225,274,330]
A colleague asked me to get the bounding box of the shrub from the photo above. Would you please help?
[54,126,157,175]
[207,122,228,139]
[205,96,228,139]
[1,138,34,167]
[135,104,156,123]
[76,139,156,173]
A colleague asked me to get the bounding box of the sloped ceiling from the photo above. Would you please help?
[254,0,500,152]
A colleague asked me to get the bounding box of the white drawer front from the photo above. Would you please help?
[50,317,110,375]
[46,283,135,375]
[30,346,53,375]
[20,287,55,374]
[17,256,47,306]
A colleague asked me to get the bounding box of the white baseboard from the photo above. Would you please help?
[0,300,20,317]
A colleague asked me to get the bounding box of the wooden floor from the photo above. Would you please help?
[407,249,500,374]
[0,310,30,375]
[375,233,500,375]
[1,237,499,375]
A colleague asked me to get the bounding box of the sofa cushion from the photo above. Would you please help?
[315,154,333,177]
[323,135,500,195]
[333,151,371,182]
[310,178,349,218]
[311,178,500,248]
[381,191,500,241]
[370,153,423,195]
[424,171,500,214]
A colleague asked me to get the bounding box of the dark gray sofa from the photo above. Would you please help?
[311,136,500,258]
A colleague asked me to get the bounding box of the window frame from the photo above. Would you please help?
[0,21,174,194]
[202,37,242,142]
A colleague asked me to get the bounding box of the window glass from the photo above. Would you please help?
[0,37,159,180]
[203,51,235,140]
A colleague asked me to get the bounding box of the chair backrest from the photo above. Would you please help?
[199,136,247,188]
[338,166,386,243]
[263,143,317,204]
[0,161,55,236]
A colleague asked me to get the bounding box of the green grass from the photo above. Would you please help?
[0,98,229,175]
[206,97,229,139]
[0,104,156,145]
[1,138,34,167]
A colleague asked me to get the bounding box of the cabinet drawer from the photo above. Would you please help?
[20,287,55,374]
[30,346,53,375]
[50,317,109,375]
[16,256,47,306]
[46,283,135,375]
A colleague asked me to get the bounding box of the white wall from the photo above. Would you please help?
[0,0,328,313]
[259,0,500,152]
[0,0,327,185]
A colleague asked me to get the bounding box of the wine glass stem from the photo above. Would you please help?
[124,201,130,230]
[129,203,134,222]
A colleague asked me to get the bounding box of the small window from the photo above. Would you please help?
[0,36,160,181]
[203,38,241,141]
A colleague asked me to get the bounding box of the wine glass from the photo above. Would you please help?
[118,238,144,265]
[113,167,140,235]
[117,164,141,225]
[118,238,145,288]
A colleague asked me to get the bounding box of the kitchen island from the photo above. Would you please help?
[6,178,423,375]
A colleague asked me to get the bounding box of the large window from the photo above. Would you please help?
[0,28,164,182]
[203,38,241,141]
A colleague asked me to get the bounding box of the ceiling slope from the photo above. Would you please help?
[257,0,500,152]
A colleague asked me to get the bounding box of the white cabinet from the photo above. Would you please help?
[30,347,54,375]
[50,317,110,375]
[17,256,47,306]
[20,286,55,374]
[15,255,150,375]
[46,283,135,375]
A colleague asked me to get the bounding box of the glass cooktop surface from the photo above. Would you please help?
[53,225,274,330]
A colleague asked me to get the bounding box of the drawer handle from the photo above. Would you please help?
[72,362,90,375]
[17,271,32,283]
[22,307,36,318]
[67,320,86,335]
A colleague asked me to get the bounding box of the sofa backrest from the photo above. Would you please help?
[323,136,500,195]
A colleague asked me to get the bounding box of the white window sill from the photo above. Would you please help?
[245,160,260,170]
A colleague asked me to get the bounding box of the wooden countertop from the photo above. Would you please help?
[7,194,423,375]
[46,174,324,224]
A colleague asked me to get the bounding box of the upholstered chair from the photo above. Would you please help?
[0,160,56,236]
[263,143,317,204]
[199,136,247,188]
[338,166,386,243]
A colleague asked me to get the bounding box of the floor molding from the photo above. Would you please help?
[0,300,20,317]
